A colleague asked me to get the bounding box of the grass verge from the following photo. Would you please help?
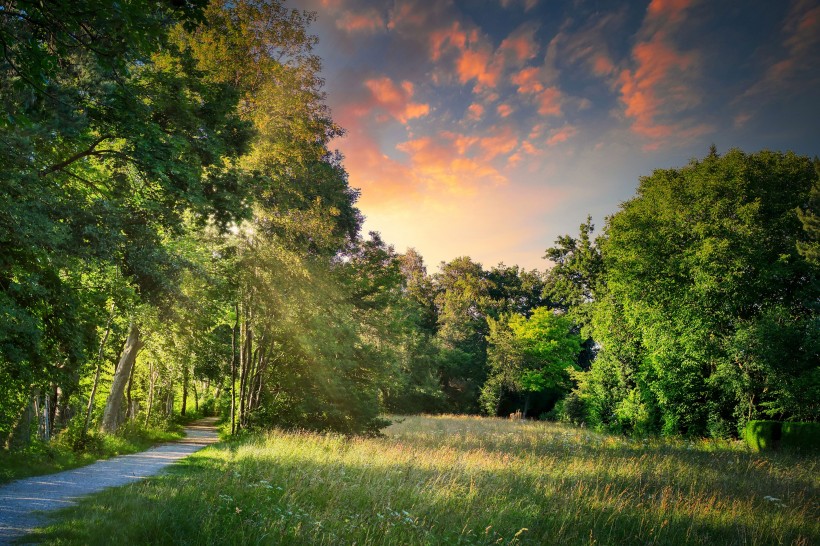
[27,415,819,545]
[0,424,184,485]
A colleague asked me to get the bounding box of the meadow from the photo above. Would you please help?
[28,415,819,545]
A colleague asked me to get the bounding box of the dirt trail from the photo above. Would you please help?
[0,417,219,544]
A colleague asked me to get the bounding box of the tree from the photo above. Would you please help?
[797,174,820,265]
[575,149,819,436]
[543,217,604,369]
[433,257,495,412]
[482,308,581,417]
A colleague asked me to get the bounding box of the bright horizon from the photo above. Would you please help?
[299,0,820,271]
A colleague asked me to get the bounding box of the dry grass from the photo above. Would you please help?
[30,415,819,545]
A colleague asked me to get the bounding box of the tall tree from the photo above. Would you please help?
[575,149,819,436]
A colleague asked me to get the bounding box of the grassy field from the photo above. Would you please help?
[27,415,819,545]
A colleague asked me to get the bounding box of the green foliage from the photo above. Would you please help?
[744,420,781,451]
[781,422,820,452]
[797,176,820,265]
[573,149,819,437]
[482,308,581,417]
[0,419,182,484]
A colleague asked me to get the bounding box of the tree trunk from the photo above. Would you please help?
[84,302,115,435]
[6,396,34,450]
[181,362,189,416]
[230,303,239,435]
[101,322,143,433]
[125,357,136,420]
[145,362,156,426]
[192,380,199,413]
[238,306,249,430]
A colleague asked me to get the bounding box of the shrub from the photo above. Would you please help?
[781,422,820,452]
[744,420,781,451]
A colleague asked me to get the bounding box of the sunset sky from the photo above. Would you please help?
[297,0,820,271]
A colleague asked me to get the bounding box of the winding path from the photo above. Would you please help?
[0,417,219,544]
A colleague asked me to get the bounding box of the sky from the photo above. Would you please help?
[295,0,820,271]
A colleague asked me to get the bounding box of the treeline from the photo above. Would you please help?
[1,1,818,451]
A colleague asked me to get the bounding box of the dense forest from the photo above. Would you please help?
[1,0,818,456]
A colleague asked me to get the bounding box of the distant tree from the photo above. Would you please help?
[433,257,494,412]
[482,308,581,417]
[487,264,546,317]
[543,217,604,369]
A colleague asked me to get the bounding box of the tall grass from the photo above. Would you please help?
[0,424,183,484]
[30,415,818,545]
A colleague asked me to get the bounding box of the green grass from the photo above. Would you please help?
[0,425,183,485]
[27,415,819,545]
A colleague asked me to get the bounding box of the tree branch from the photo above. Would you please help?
[38,135,112,177]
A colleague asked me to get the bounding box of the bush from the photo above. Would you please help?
[745,421,781,451]
[55,416,104,453]
[781,422,820,452]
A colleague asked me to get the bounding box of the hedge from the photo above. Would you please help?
[744,420,781,451]
[745,421,820,452]
[781,422,820,452]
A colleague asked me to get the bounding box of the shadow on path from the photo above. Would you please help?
[0,417,219,544]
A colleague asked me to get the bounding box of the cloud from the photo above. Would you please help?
[512,67,563,116]
[738,0,820,105]
[512,67,544,94]
[338,129,420,205]
[535,87,562,116]
[363,77,430,123]
[396,133,508,193]
[335,9,386,34]
[647,0,694,21]
[617,0,712,147]
[549,11,625,79]
[456,48,503,90]
[499,23,540,65]
[466,103,485,120]
[500,0,538,12]
[477,125,519,160]
[430,21,476,61]
[618,36,698,139]
[496,103,514,118]
[545,125,579,146]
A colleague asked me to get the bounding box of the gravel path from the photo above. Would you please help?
[0,418,219,544]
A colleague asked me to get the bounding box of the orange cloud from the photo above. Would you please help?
[511,67,562,116]
[545,125,578,146]
[496,103,514,118]
[478,126,519,160]
[499,24,539,64]
[647,0,695,22]
[512,67,544,94]
[430,22,477,61]
[740,1,820,102]
[616,0,712,147]
[592,54,615,76]
[466,103,485,120]
[618,35,697,139]
[363,77,430,123]
[536,87,562,116]
[387,1,428,31]
[336,10,385,33]
[456,48,502,90]
[336,129,419,205]
[396,134,508,193]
